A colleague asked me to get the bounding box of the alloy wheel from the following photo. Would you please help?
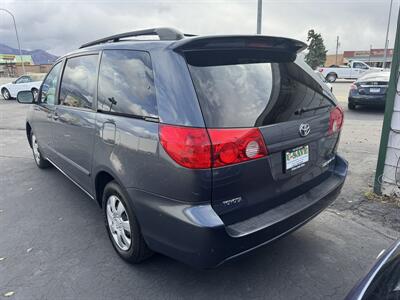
[2,89,10,100]
[32,89,38,99]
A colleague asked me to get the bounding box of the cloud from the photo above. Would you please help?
[0,0,399,56]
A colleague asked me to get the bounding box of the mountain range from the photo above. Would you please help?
[0,43,58,65]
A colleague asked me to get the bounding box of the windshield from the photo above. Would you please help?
[29,74,46,81]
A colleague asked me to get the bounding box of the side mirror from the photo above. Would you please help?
[17,90,34,104]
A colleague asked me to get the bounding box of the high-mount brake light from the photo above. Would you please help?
[159,125,268,169]
[328,106,344,135]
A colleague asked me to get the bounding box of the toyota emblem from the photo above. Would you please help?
[299,123,310,137]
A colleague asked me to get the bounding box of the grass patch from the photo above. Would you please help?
[364,190,400,207]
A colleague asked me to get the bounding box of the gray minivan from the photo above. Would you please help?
[17,28,347,268]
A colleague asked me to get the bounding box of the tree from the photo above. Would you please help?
[305,29,327,70]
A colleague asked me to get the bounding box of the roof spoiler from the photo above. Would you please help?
[171,35,307,53]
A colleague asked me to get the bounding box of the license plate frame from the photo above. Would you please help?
[285,145,309,171]
[370,88,381,93]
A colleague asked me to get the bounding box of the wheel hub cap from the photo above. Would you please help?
[106,195,131,251]
[32,134,41,164]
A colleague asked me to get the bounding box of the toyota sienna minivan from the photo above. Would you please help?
[17,27,347,268]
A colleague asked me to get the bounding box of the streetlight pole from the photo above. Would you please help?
[383,0,393,69]
[257,0,262,34]
[0,8,25,75]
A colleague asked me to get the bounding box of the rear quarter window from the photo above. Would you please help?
[97,50,157,118]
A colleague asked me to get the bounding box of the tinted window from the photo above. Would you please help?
[16,76,31,84]
[31,74,46,82]
[354,62,368,69]
[40,62,62,105]
[187,51,334,128]
[59,55,98,109]
[98,50,157,117]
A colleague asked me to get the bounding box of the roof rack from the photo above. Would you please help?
[79,27,190,49]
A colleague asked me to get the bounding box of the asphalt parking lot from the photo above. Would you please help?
[0,81,399,299]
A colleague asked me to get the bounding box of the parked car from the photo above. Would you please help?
[348,71,390,110]
[0,73,45,100]
[346,239,400,300]
[318,60,383,83]
[16,28,347,268]
[314,70,333,92]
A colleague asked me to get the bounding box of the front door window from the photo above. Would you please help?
[40,63,62,105]
[15,76,31,84]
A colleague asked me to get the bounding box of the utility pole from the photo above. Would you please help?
[257,0,262,34]
[374,5,400,194]
[383,0,394,69]
[369,44,372,64]
[335,36,340,65]
[0,9,25,75]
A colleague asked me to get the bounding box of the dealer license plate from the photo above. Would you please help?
[285,145,309,171]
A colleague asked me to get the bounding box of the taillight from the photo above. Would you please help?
[329,106,344,135]
[208,128,268,167]
[159,125,268,169]
[159,125,211,169]
[319,68,324,72]
[350,84,357,90]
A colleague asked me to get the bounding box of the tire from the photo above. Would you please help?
[348,102,356,110]
[1,88,11,100]
[326,73,337,83]
[102,181,153,263]
[31,88,39,99]
[30,131,51,169]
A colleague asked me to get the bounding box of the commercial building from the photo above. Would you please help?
[325,48,393,68]
[0,54,52,77]
[0,54,33,65]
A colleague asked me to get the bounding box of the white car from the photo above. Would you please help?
[317,60,383,83]
[314,71,333,92]
[1,74,46,100]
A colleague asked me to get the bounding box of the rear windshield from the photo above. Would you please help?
[187,51,334,128]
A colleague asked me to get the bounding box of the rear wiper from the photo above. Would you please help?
[295,104,331,115]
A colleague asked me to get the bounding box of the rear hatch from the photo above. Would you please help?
[357,80,388,96]
[177,36,343,224]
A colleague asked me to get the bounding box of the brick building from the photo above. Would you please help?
[325,48,393,68]
[0,54,52,77]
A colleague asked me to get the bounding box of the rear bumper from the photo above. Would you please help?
[349,95,386,106]
[128,155,348,268]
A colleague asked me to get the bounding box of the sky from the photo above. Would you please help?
[0,0,399,56]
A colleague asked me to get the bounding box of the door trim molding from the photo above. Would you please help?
[47,157,95,200]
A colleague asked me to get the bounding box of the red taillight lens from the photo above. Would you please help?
[329,106,344,135]
[159,125,211,169]
[159,125,268,169]
[208,128,268,167]
[319,68,324,72]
